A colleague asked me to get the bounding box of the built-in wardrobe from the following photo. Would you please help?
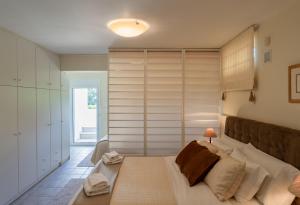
[0,28,70,205]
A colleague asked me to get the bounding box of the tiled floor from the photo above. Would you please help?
[12,146,94,205]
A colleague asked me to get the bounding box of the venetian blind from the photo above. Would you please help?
[221,27,255,91]
[108,50,220,155]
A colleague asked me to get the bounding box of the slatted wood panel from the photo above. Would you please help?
[184,52,220,143]
[146,52,183,155]
[109,52,145,154]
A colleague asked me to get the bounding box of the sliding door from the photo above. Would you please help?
[108,50,220,155]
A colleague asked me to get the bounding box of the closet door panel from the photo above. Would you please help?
[50,90,61,168]
[36,47,50,89]
[17,38,36,87]
[18,88,37,192]
[0,86,18,205]
[50,56,60,90]
[61,91,70,161]
[0,29,18,86]
[61,71,69,91]
[37,89,51,178]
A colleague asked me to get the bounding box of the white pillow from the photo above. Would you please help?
[242,143,289,176]
[204,156,246,201]
[197,140,219,154]
[230,148,270,202]
[242,143,300,205]
[256,165,299,205]
[219,134,246,149]
[212,139,233,154]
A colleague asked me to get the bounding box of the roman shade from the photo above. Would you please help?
[108,50,221,155]
[221,27,255,91]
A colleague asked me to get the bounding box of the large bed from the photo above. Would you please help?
[70,116,300,205]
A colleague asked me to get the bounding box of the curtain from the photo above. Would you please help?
[221,27,255,91]
[108,50,220,155]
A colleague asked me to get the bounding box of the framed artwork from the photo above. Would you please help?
[289,64,300,103]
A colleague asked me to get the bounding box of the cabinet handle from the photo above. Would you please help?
[18,78,22,82]
[13,78,17,81]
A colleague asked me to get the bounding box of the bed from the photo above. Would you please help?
[70,116,300,205]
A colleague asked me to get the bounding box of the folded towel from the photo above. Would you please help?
[102,155,123,165]
[87,173,109,189]
[104,151,120,161]
[84,180,110,197]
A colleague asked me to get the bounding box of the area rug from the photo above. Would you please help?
[77,151,94,167]
[47,178,84,205]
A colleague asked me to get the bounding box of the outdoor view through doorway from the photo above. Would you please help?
[73,88,98,144]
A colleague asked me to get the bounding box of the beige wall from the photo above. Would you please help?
[60,54,108,71]
[222,2,300,130]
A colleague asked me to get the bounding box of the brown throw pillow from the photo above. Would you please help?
[175,140,206,172]
[182,148,220,186]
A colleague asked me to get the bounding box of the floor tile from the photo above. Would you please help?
[12,146,94,205]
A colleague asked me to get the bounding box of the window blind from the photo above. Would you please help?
[184,52,221,143]
[221,27,255,91]
[108,51,145,154]
[146,51,183,155]
[108,50,221,155]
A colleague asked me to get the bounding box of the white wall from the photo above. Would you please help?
[60,54,108,71]
[222,1,300,130]
[66,71,108,143]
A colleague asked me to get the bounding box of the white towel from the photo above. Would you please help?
[102,155,123,165]
[87,173,109,189]
[104,151,120,161]
[84,180,110,197]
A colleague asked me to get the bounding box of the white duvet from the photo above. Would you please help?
[164,156,260,205]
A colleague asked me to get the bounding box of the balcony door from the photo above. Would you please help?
[73,87,99,145]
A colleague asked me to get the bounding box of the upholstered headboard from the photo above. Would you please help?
[225,116,300,169]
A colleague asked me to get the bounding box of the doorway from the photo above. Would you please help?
[73,87,98,145]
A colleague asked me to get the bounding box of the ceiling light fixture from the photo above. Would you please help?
[107,18,150,37]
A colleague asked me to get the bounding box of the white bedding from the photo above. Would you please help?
[164,156,260,205]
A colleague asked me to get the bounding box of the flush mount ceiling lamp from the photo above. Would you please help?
[107,18,150,37]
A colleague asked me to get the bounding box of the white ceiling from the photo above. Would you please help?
[0,0,296,54]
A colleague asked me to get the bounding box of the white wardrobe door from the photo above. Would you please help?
[18,88,37,192]
[50,90,62,168]
[37,89,51,179]
[0,86,18,205]
[49,56,61,90]
[36,47,50,89]
[61,91,70,161]
[61,71,69,91]
[17,38,36,88]
[0,29,18,86]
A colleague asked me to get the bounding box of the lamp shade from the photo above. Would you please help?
[204,128,217,138]
[289,175,300,197]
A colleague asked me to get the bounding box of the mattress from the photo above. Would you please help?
[110,157,177,205]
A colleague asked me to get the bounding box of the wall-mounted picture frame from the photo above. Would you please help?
[289,64,300,103]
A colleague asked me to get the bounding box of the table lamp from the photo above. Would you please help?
[204,128,217,143]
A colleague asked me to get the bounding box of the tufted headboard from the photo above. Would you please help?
[225,116,300,169]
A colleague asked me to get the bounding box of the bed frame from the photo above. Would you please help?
[225,116,300,169]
